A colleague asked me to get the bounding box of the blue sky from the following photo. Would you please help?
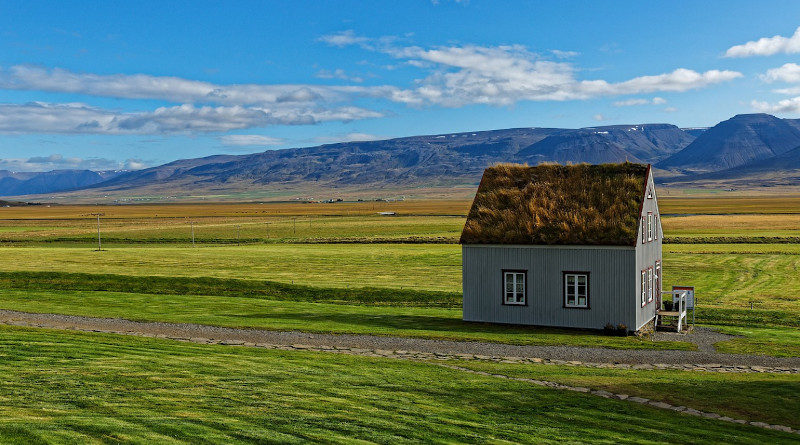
[2,0,800,171]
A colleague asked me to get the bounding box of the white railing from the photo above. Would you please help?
[657,289,689,331]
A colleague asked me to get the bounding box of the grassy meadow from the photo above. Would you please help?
[0,196,799,441]
[1,196,800,353]
[1,326,792,444]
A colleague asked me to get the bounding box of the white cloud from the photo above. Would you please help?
[725,26,800,57]
[550,49,579,59]
[612,97,667,107]
[320,35,741,107]
[220,135,285,146]
[663,107,678,112]
[774,86,800,95]
[315,68,363,83]
[593,114,606,121]
[0,37,743,136]
[0,65,387,107]
[317,30,371,48]
[0,153,146,172]
[761,63,800,83]
[0,102,384,135]
[751,97,800,113]
[312,132,384,144]
[613,98,649,107]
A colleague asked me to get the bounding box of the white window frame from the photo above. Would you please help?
[641,216,646,244]
[564,272,589,308]
[503,271,526,305]
[641,269,647,307]
[647,267,654,303]
[654,215,658,240]
[655,261,661,304]
[647,212,653,242]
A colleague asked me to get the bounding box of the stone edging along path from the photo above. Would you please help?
[1,310,799,435]
[437,364,799,435]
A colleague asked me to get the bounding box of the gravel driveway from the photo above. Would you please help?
[1,309,798,369]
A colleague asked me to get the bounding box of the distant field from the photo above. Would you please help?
[4,197,800,245]
[658,195,800,214]
[0,200,472,219]
[0,326,785,444]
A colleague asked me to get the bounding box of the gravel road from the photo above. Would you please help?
[1,309,798,369]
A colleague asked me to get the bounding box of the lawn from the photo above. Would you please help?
[0,244,462,291]
[1,243,799,314]
[453,359,800,429]
[709,325,800,358]
[0,325,791,444]
[0,287,692,350]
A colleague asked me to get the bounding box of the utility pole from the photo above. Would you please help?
[90,213,104,251]
[266,222,270,239]
[191,221,196,247]
[236,225,241,245]
[292,217,296,236]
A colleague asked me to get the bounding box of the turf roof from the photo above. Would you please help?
[460,162,650,246]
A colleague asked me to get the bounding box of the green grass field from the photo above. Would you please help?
[0,326,792,444]
[0,241,798,355]
[0,243,798,314]
[453,359,800,429]
[0,287,691,350]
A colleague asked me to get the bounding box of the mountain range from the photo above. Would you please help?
[3,113,800,200]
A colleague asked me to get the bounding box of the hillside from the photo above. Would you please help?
[0,170,121,196]
[517,124,692,164]
[9,113,800,200]
[11,124,691,199]
[658,114,800,173]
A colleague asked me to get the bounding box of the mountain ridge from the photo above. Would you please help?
[4,113,800,199]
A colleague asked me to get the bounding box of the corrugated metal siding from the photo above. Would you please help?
[634,171,662,330]
[463,244,636,330]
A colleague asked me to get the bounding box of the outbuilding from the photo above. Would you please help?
[460,162,662,332]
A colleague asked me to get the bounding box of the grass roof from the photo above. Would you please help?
[460,162,649,246]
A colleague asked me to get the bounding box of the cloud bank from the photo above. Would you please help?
[0,34,744,135]
[0,153,146,172]
[725,27,800,57]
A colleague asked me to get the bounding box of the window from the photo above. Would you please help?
[655,261,661,304]
[647,188,653,199]
[647,267,654,303]
[503,271,526,305]
[641,216,646,244]
[654,215,658,240]
[564,272,589,308]
[647,213,653,242]
[641,269,647,307]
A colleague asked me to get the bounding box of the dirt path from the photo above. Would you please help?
[1,309,798,373]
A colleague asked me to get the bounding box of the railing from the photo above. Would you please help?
[657,289,689,331]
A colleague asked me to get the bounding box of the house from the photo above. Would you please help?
[460,162,662,332]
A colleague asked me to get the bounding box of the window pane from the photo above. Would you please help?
[578,275,586,285]
[578,296,586,306]
[505,292,513,303]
